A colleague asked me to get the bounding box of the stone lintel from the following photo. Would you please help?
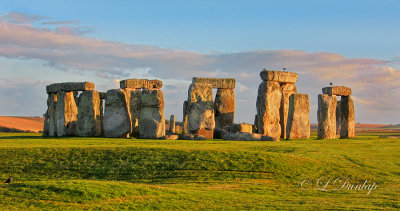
[322,86,352,96]
[120,79,162,89]
[260,70,298,83]
[46,82,95,94]
[192,77,235,89]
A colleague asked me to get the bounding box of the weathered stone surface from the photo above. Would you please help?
[280,83,297,139]
[46,82,95,94]
[340,96,355,138]
[260,70,298,83]
[253,114,258,133]
[56,91,78,136]
[120,79,162,89]
[138,89,165,139]
[230,123,253,133]
[140,89,164,107]
[169,115,176,134]
[104,89,132,138]
[77,91,102,137]
[125,89,141,136]
[99,92,106,99]
[222,132,262,141]
[192,77,235,89]
[286,94,310,139]
[317,94,337,139]
[48,93,58,136]
[322,86,352,96]
[42,94,51,136]
[214,88,235,128]
[182,101,189,134]
[187,83,215,138]
[256,81,282,138]
[336,100,342,137]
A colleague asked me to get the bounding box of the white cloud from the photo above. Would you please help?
[0,12,399,124]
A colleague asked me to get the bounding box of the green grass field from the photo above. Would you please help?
[0,132,398,210]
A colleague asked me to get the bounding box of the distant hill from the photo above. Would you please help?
[311,123,400,132]
[0,116,44,133]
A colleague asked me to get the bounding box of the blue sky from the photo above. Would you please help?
[0,1,399,124]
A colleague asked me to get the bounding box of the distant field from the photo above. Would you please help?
[0,132,398,210]
[0,116,44,133]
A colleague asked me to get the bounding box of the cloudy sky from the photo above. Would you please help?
[0,1,399,124]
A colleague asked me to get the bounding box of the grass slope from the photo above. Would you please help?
[0,133,399,210]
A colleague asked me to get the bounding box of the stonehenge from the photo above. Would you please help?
[42,71,354,141]
[43,79,166,139]
[318,86,355,139]
[256,70,310,140]
[183,77,236,139]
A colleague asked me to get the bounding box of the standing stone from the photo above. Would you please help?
[56,91,78,136]
[126,88,141,137]
[340,96,355,138]
[280,83,297,139]
[214,88,235,128]
[286,94,310,139]
[183,101,189,134]
[317,94,337,139]
[42,94,51,136]
[187,83,215,139]
[48,93,58,136]
[253,114,258,133]
[336,100,342,137]
[138,89,165,139]
[77,90,102,137]
[256,81,282,138]
[169,115,176,134]
[104,89,132,138]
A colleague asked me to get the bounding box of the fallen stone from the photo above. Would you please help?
[192,77,235,89]
[120,79,162,89]
[280,83,297,139]
[213,127,229,139]
[180,134,205,140]
[318,94,337,139]
[103,89,132,138]
[260,136,280,142]
[46,82,95,94]
[256,81,282,138]
[164,135,179,140]
[56,91,78,136]
[138,89,165,139]
[230,123,253,133]
[260,70,298,83]
[214,88,235,128]
[322,86,352,96]
[222,132,262,141]
[286,94,310,139]
[340,96,355,138]
[77,90,102,137]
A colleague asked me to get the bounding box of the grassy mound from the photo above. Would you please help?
[0,133,398,210]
